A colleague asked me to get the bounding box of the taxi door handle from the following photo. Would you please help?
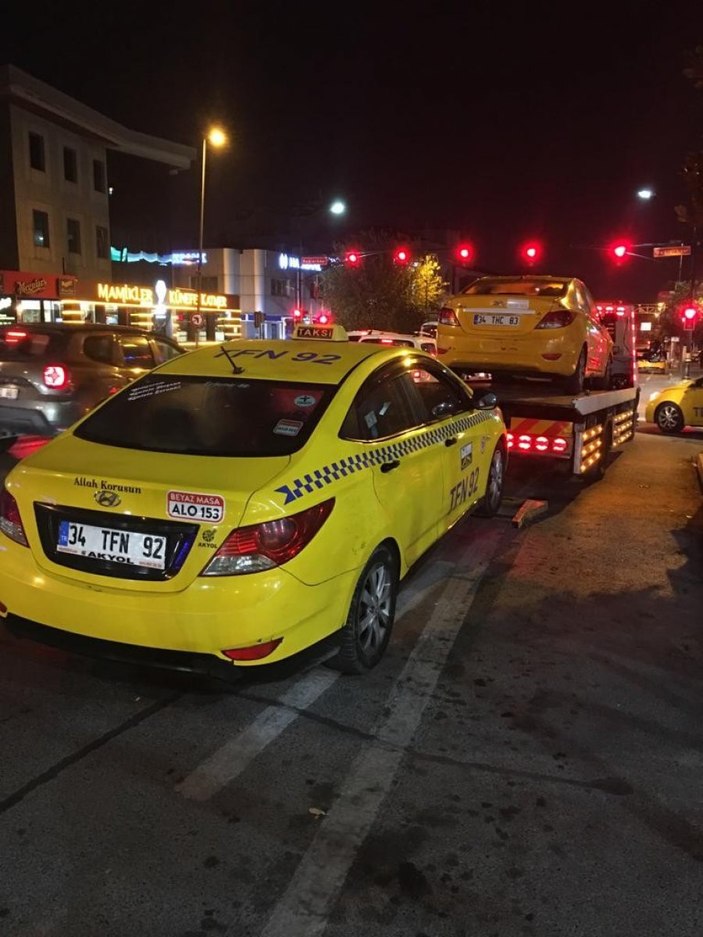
[380,460,400,473]
[445,437,457,447]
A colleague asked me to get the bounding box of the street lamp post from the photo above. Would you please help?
[194,126,227,345]
[294,199,346,320]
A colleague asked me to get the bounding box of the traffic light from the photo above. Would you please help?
[317,312,332,325]
[519,241,543,266]
[291,307,303,321]
[393,246,411,265]
[455,243,475,265]
[610,241,630,264]
[344,250,362,267]
[681,304,698,330]
[253,310,265,328]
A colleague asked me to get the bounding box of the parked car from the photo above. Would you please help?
[436,275,613,393]
[0,324,505,677]
[645,376,703,433]
[418,321,438,339]
[347,330,437,354]
[0,323,185,437]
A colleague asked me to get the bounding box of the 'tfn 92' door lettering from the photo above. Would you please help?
[450,468,480,512]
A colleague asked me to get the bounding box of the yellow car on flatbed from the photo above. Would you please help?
[0,324,506,677]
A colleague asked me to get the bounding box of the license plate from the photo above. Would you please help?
[0,385,19,399]
[473,314,520,326]
[57,520,167,569]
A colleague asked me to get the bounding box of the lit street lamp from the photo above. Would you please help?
[195,126,227,343]
[636,187,655,201]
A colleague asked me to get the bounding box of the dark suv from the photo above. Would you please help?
[0,323,185,437]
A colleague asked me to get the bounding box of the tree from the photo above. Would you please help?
[320,230,447,333]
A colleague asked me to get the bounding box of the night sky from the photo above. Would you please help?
[2,2,702,302]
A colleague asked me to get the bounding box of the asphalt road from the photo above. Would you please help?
[0,422,702,936]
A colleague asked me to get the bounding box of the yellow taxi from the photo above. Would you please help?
[644,376,703,433]
[437,275,613,393]
[0,324,506,677]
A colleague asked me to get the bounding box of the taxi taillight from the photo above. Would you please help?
[201,498,335,576]
[0,487,28,546]
[438,307,459,326]
[535,310,575,330]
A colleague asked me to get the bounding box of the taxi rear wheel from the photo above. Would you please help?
[475,446,505,517]
[655,402,684,434]
[563,347,586,394]
[335,545,398,674]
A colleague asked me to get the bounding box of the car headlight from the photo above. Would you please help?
[648,391,661,402]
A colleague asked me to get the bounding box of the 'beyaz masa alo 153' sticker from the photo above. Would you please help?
[460,442,473,470]
[273,419,304,436]
[167,490,225,522]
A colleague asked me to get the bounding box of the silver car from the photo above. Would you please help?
[0,323,184,437]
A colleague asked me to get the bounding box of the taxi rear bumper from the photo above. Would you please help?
[0,538,359,666]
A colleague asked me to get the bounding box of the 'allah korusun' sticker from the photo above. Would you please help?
[127,380,181,402]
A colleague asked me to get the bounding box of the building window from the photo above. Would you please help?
[96,225,109,259]
[189,275,218,292]
[67,218,82,254]
[63,147,78,183]
[33,210,50,248]
[29,132,45,171]
[271,278,292,297]
[93,159,106,193]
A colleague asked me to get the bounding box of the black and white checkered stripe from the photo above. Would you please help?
[275,412,493,505]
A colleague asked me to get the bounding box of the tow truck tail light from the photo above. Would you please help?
[0,487,28,546]
[438,307,460,326]
[42,364,70,390]
[506,432,569,456]
[535,309,575,329]
[201,498,335,576]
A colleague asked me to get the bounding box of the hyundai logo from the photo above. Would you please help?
[94,490,121,508]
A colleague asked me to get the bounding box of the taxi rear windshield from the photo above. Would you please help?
[74,374,336,456]
[463,279,568,298]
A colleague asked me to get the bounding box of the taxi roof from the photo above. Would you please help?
[159,336,429,384]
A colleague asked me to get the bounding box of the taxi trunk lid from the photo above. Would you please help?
[453,296,558,337]
[9,436,290,593]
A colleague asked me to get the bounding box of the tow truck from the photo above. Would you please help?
[451,301,639,482]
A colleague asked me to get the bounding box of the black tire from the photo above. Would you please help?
[475,445,505,517]
[589,356,612,390]
[563,347,586,394]
[334,544,398,674]
[654,402,684,435]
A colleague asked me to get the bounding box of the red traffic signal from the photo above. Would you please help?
[317,312,332,325]
[292,307,303,320]
[519,241,542,265]
[455,243,475,265]
[681,304,698,330]
[609,240,630,264]
[393,246,411,265]
[344,250,361,267]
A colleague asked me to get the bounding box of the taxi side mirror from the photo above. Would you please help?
[475,392,497,410]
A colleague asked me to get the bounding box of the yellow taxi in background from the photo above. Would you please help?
[437,275,613,393]
[645,376,703,433]
[0,324,506,677]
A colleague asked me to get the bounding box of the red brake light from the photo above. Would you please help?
[535,310,575,330]
[43,365,70,389]
[438,307,460,326]
[4,329,28,345]
[202,498,335,576]
[0,487,28,546]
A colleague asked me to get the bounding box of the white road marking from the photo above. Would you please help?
[260,529,502,937]
[176,560,454,803]
[176,668,339,801]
